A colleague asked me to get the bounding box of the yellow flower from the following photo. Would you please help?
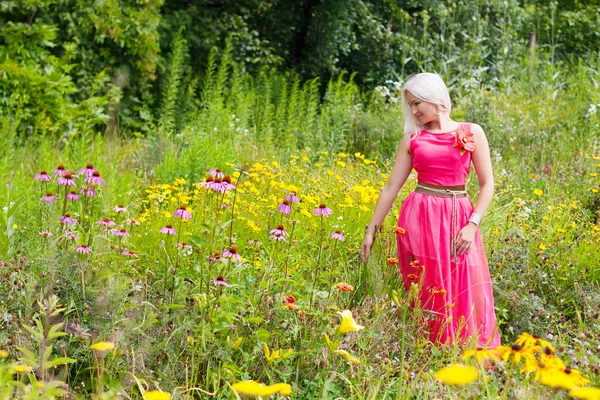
[569,387,600,400]
[231,380,292,397]
[231,337,243,350]
[539,243,548,251]
[144,391,171,400]
[337,310,364,334]
[533,189,543,196]
[14,364,32,373]
[91,342,115,352]
[496,344,535,365]
[435,364,478,385]
[0,350,8,358]
[462,348,500,364]
[334,349,360,364]
[515,332,555,352]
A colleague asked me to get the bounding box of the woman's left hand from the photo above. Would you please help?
[455,223,478,255]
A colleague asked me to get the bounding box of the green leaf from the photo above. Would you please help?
[21,324,43,341]
[44,357,76,370]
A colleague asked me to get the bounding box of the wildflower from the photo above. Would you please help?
[85,171,105,186]
[75,244,92,254]
[64,229,78,241]
[96,217,116,227]
[223,175,236,190]
[394,226,406,235]
[211,275,230,287]
[126,218,140,226]
[14,365,33,373]
[78,163,98,178]
[122,250,138,257]
[113,228,130,237]
[462,347,501,364]
[387,258,399,265]
[173,205,192,219]
[515,332,555,353]
[67,190,79,201]
[57,172,77,187]
[208,252,223,263]
[198,176,214,188]
[569,387,600,400]
[336,283,354,292]
[91,342,115,352]
[0,350,7,358]
[337,310,364,334]
[113,205,127,213]
[496,344,535,365]
[334,349,360,364]
[144,391,171,400]
[435,364,478,385]
[270,224,288,238]
[231,337,243,350]
[313,203,333,216]
[539,365,590,391]
[39,231,53,238]
[79,186,97,197]
[52,164,67,176]
[209,168,224,178]
[428,286,447,295]
[231,381,292,397]
[159,224,176,235]
[284,295,298,310]
[533,189,543,196]
[208,177,230,192]
[59,213,76,225]
[329,230,346,241]
[286,191,299,203]
[41,192,55,204]
[407,273,419,281]
[277,199,292,214]
[35,170,51,182]
[223,246,241,261]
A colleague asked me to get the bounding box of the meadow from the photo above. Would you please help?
[1,48,600,400]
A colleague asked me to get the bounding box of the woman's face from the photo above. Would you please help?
[405,91,439,126]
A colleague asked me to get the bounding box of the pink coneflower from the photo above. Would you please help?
[39,231,53,238]
[286,191,299,203]
[126,218,140,226]
[96,217,115,227]
[313,204,333,216]
[269,224,288,240]
[78,163,98,177]
[52,164,67,176]
[173,205,192,219]
[277,199,291,214]
[35,170,51,182]
[329,230,346,241]
[79,186,97,197]
[59,213,76,225]
[211,275,230,287]
[160,224,176,235]
[57,172,77,187]
[113,205,127,213]
[67,190,79,201]
[75,244,92,254]
[84,171,105,186]
[122,250,138,257]
[209,168,225,178]
[208,251,223,263]
[223,246,241,261]
[222,175,236,191]
[64,230,78,241]
[198,176,214,188]
[208,177,229,193]
[113,228,130,237]
[41,192,55,205]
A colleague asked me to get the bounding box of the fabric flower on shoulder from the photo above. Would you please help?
[454,126,475,155]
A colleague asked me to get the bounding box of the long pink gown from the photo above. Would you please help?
[397,122,501,348]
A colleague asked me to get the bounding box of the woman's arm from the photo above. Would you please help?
[455,123,494,254]
[361,135,413,262]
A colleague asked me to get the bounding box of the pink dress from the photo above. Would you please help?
[397,123,501,348]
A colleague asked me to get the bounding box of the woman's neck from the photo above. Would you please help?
[423,116,458,132]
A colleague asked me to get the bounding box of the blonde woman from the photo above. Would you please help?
[361,73,500,348]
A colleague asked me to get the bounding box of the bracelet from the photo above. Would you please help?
[468,213,482,226]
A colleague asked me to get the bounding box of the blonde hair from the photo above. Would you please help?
[401,73,452,136]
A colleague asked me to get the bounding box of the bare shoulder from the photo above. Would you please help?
[467,122,486,137]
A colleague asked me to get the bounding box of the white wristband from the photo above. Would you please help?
[468,213,482,226]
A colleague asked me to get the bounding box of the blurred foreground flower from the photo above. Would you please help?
[569,387,600,400]
[144,391,171,400]
[337,310,364,334]
[336,283,354,292]
[435,364,478,385]
[334,349,360,364]
[91,342,115,352]
[231,380,292,397]
[462,347,500,364]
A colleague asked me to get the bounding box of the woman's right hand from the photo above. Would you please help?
[360,232,374,263]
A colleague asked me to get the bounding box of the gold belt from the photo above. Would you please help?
[414,182,468,262]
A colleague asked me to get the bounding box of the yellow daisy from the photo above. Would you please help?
[435,364,478,385]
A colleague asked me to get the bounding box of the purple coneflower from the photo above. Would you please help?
[173,205,192,219]
[329,230,346,241]
[277,199,291,214]
[79,186,97,197]
[35,170,51,182]
[222,175,236,191]
[209,168,225,178]
[208,177,229,193]
[59,213,76,225]
[39,231,53,238]
[313,203,333,216]
[122,250,138,257]
[75,244,92,254]
[160,224,176,235]
[57,172,77,187]
[67,190,79,202]
[113,205,127,213]
[208,251,223,263]
[126,218,140,226]
[113,228,130,237]
[96,217,115,227]
[41,192,55,205]
[85,171,105,186]
[52,164,67,176]
[64,230,78,241]
[198,176,214,188]
[269,224,288,240]
[78,163,98,178]
[223,246,241,261]
[286,191,299,203]
[211,275,230,287]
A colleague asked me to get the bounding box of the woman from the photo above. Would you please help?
[361,73,500,348]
